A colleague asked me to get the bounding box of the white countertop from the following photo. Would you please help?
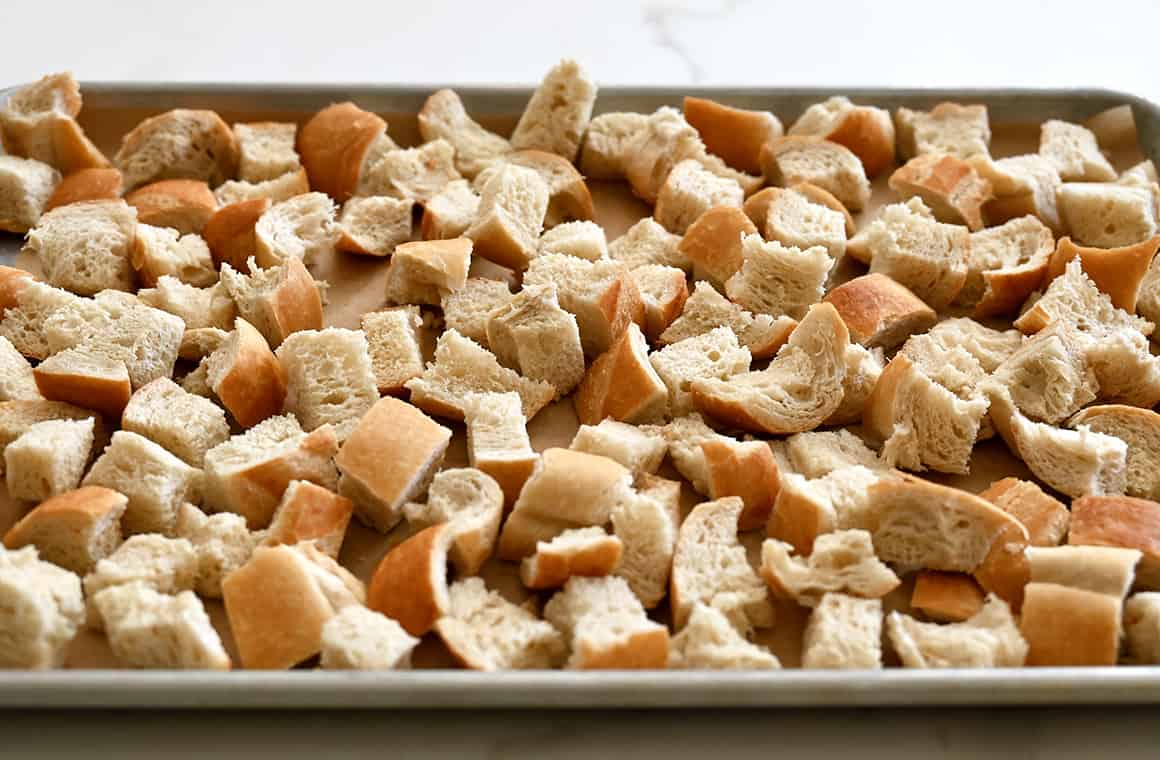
[6,0,1160,754]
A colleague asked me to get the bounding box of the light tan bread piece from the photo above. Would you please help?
[578,111,648,180]
[958,216,1054,316]
[440,278,513,348]
[421,179,480,240]
[213,167,311,206]
[668,603,781,670]
[887,595,1027,668]
[366,523,453,636]
[788,96,895,176]
[205,318,288,428]
[608,217,686,271]
[801,592,882,669]
[253,192,338,268]
[137,277,236,330]
[909,570,986,622]
[521,527,624,590]
[486,283,585,398]
[539,220,608,261]
[418,89,511,177]
[649,326,750,417]
[82,534,198,628]
[334,397,451,534]
[474,150,594,227]
[1046,235,1159,313]
[222,543,364,669]
[201,415,338,529]
[888,153,993,230]
[296,102,386,202]
[0,268,81,359]
[463,164,549,271]
[785,429,881,479]
[1125,593,1160,664]
[25,199,137,295]
[336,195,413,257]
[220,256,324,349]
[972,154,1063,231]
[754,186,847,259]
[174,504,260,598]
[1026,545,1141,598]
[45,167,123,211]
[678,205,757,289]
[434,577,565,671]
[654,159,745,234]
[460,391,538,508]
[1014,258,1152,336]
[32,349,132,418]
[761,529,900,607]
[1058,182,1158,248]
[275,327,379,440]
[0,546,84,669]
[569,419,667,474]
[0,155,59,233]
[671,496,773,632]
[683,96,784,174]
[990,324,1095,423]
[509,59,597,162]
[0,400,102,477]
[822,273,936,349]
[94,582,230,670]
[660,413,735,495]
[701,439,780,532]
[262,480,352,560]
[175,323,226,359]
[0,72,107,174]
[358,139,461,203]
[1070,495,1160,590]
[1070,406,1160,501]
[113,108,238,190]
[233,122,300,183]
[791,182,857,235]
[121,377,229,466]
[574,323,668,425]
[3,418,93,502]
[3,486,126,574]
[621,107,705,204]
[403,467,503,576]
[825,346,885,428]
[1020,582,1122,666]
[361,307,424,395]
[1039,119,1117,182]
[405,329,555,422]
[691,302,849,435]
[320,606,419,671]
[543,575,669,669]
[896,102,990,160]
[384,238,471,306]
[201,198,270,270]
[1120,159,1158,187]
[629,264,689,340]
[760,136,871,212]
[124,179,216,235]
[611,482,680,609]
[724,234,832,319]
[660,281,797,360]
[922,317,1022,373]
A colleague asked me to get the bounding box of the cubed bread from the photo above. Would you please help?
[1015,258,1150,336]
[82,534,198,627]
[440,277,513,348]
[753,186,846,259]
[569,419,667,474]
[179,323,226,359]
[543,575,669,669]
[509,59,597,162]
[823,273,936,351]
[113,108,238,190]
[608,217,686,271]
[909,570,986,622]
[760,136,870,211]
[761,529,900,607]
[887,594,1026,668]
[629,264,688,340]
[971,154,1062,231]
[701,438,780,531]
[358,139,461,204]
[45,167,122,211]
[25,199,137,295]
[622,107,705,204]
[1039,119,1116,182]
[234,122,300,182]
[788,96,895,176]
[253,192,338,268]
[202,415,338,528]
[828,344,886,428]
[801,592,882,669]
[475,150,594,227]
[121,377,229,466]
[574,323,668,425]
[1069,495,1160,590]
[418,89,511,178]
[1070,406,1160,502]
[520,526,623,590]
[297,102,387,202]
[137,277,237,331]
[990,324,1095,423]
[660,412,734,495]
[464,164,549,271]
[205,318,288,427]
[0,155,59,233]
[1125,593,1160,664]
[960,215,1054,316]
[175,504,260,598]
[32,348,132,418]
[125,178,216,235]
[0,546,84,669]
[367,523,453,636]
[785,429,881,479]
[213,167,311,206]
[654,159,744,234]
[421,179,480,240]
[888,153,993,231]
[361,307,424,395]
[923,318,1022,372]
[0,72,107,174]
[405,329,555,421]
[275,328,379,440]
[201,198,270,270]
[683,96,783,175]
[384,238,471,306]
[461,391,538,508]
[1020,582,1121,666]
[678,205,757,289]
[262,480,352,560]
[403,467,503,576]
[497,448,633,561]
[0,269,81,360]
[320,606,419,671]
[486,283,584,398]
[724,234,832,319]
[669,602,780,670]
[222,543,364,669]
[539,220,608,261]
[219,256,324,348]
[94,583,229,670]
[434,576,565,670]
[0,399,102,476]
[1057,182,1158,248]
[335,397,451,533]
[336,195,413,257]
[691,302,849,435]
[1046,235,1159,313]
[4,418,94,502]
[660,281,796,360]
[3,486,126,574]
[1026,544,1141,598]
[611,482,680,608]
[578,111,648,180]
[896,102,990,160]
[648,326,750,416]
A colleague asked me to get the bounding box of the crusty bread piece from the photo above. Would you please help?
[521,526,623,590]
[678,205,757,289]
[1039,119,1116,182]
[608,217,686,271]
[1125,593,1160,664]
[358,139,461,204]
[578,111,648,180]
[222,543,364,669]
[201,198,270,270]
[801,592,882,669]
[403,467,503,576]
[0,155,59,233]
[629,264,688,340]
[464,164,549,271]
[335,397,450,533]
[784,429,881,480]
[418,89,511,178]
[213,167,311,206]
[440,277,513,348]
[788,96,895,176]
[823,273,936,349]
[659,412,735,495]
[660,281,796,360]
[202,415,338,529]
[367,523,453,636]
[724,234,832,319]
[124,178,216,235]
[0,269,81,360]
[621,107,705,204]
[434,577,565,670]
[175,503,259,598]
[129,224,214,291]
[1069,328,1160,410]
[320,605,419,671]
[94,583,230,671]
[888,594,1026,668]
[753,186,847,259]
[691,302,849,435]
[3,486,125,575]
[114,108,238,190]
[569,419,666,474]
[896,102,990,160]
[611,484,679,609]
[0,72,107,174]
[180,324,226,360]
[262,480,352,559]
[1026,544,1141,599]
[539,220,607,261]
[497,448,632,561]
[1015,258,1152,336]
[654,159,744,235]
[1069,495,1160,590]
[31,348,129,418]
[762,529,899,607]
[137,277,237,331]
[760,136,871,211]
[253,192,338,268]
[990,323,1095,423]
[0,399,102,478]
[421,179,480,240]
[825,344,885,427]
[543,575,669,669]
[985,381,1127,498]
[275,328,379,440]
[683,96,783,175]
[971,154,1063,231]
[700,438,779,531]
[510,59,597,162]
[475,149,594,227]
[461,391,538,507]
[669,602,781,670]
[384,238,471,306]
[335,195,413,257]
[648,326,750,417]
[671,496,773,633]
[486,283,584,398]
[1046,235,1159,313]
[45,167,122,211]
[220,256,323,349]
[910,570,986,622]
[405,329,555,421]
[26,199,137,295]
[1020,582,1122,666]
[82,534,198,628]
[1058,182,1158,248]
[205,318,287,428]
[234,122,300,183]
[3,418,94,502]
[888,153,993,231]
[921,318,1020,374]
[574,323,668,425]
[1070,406,1160,502]
[296,102,386,202]
[361,307,424,395]
[121,378,228,466]
[957,216,1054,316]
[0,546,84,669]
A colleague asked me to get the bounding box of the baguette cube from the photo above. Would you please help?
[520,527,623,590]
[679,205,757,290]
[0,155,59,233]
[724,235,832,319]
[896,102,990,160]
[461,391,538,508]
[760,136,870,212]
[263,480,353,560]
[787,96,895,176]
[121,378,230,467]
[82,534,198,628]
[219,256,324,349]
[1125,593,1160,664]
[654,159,744,235]
[205,318,288,428]
[761,530,899,608]
[320,606,419,670]
[434,577,565,670]
[213,168,310,206]
[611,487,679,609]
[608,217,687,271]
[464,164,549,271]
[94,584,230,670]
[174,503,261,599]
[384,238,471,306]
[860,198,970,309]
[510,59,597,162]
[574,323,668,425]
[801,592,883,669]
[421,179,480,240]
[888,153,993,231]
[361,307,425,395]
[275,328,380,440]
[569,419,667,474]
[2,486,126,575]
[253,192,338,269]
[685,96,785,175]
[629,264,689,341]
[758,186,847,258]
[539,220,608,261]
[137,277,237,331]
[0,72,107,174]
[125,179,217,236]
[418,89,511,178]
[1057,182,1158,248]
[358,139,461,204]
[0,335,40,402]
[234,122,300,183]
[1039,120,1116,182]
[887,595,1027,668]
[486,283,584,398]
[336,195,413,257]
[669,603,781,670]
[579,111,648,180]
[0,547,84,669]
[440,278,513,348]
[649,326,751,417]
[403,467,503,576]
[543,575,669,669]
[25,200,137,295]
[113,108,239,190]
[3,418,94,502]
[660,281,796,360]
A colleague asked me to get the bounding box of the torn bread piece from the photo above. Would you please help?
[403,467,503,577]
[826,344,885,427]
[213,167,310,205]
[82,534,197,628]
[464,164,548,271]
[461,391,538,508]
[367,523,453,636]
[629,264,689,340]
[578,111,648,180]
[960,215,1053,316]
[434,577,565,670]
[201,198,269,270]
[788,96,895,177]
[205,318,287,427]
[486,283,585,398]
[649,326,751,417]
[361,307,424,395]
[1039,119,1116,182]
[125,179,216,235]
[785,429,881,480]
[0,400,102,475]
[701,438,780,532]
[611,483,679,609]
[262,480,352,560]
[137,277,237,331]
[175,504,260,598]
[1014,258,1152,336]
[1070,405,1160,501]
[921,318,1023,373]
[654,159,744,234]
[679,205,757,289]
[608,217,686,271]
[113,108,238,190]
[25,199,137,295]
[801,592,882,669]
[358,139,461,204]
[761,529,900,607]
[753,186,847,259]
[569,419,667,474]
[520,527,623,590]
[510,59,597,162]
[660,282,796,360]
[575,323,667,425]
[253,191,338,269]
[1069,495,1160,590]
[683,96,783,175]
[760,136,871,211]
[234,121,300,183]
[621,107,704,204]
[440,278,513,349]
[422,179,480,240]
[320,606,419,671]
[3,486,126,575]
[1057,182,1158,248]
[910,570,986,622]
[418,89,511,178]
[296,101,387,202]
[32,349,132,418]
[336,195,413,257]
[475,150,594,227]
[1046,235,1159,313]
[0,155,59,233]
[724,234,833,319]
[990,323,1096,423]
[971,154,1062,232]
[887,595,1026,668]
[896,102,990,160]
[539,220,607,261]
[888,153,993,231]
[120,377,229,467]
[0,72,107,174]
[543,575,669,669]
[0,268,82,360]
[0,546,84,669]
[669,602,780,670]
[275,328,379,440]
[45,167,122,211]
[384,238,471,307]
[822,273,936,349]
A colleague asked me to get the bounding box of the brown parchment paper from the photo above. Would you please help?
[0,104,1145,671]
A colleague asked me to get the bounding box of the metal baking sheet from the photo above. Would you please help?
[1,82,1158,708]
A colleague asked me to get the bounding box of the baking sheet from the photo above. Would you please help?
[0,82,1157,707]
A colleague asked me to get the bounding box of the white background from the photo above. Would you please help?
[5,0,1160,755]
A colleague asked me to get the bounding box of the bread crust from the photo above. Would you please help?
[520,533,623,589]
[702,439,779,531]
[3,486,126,572]
[270,256,324,343]
[297,102,386,202]
[823,107,895,178]
[33,354,132,418]
[1046,235,1160,313]
[573,627,670,670]
[1070,495,1160,590]
[909,570,985,622]
[124,179,218,235]
[1020,582,1120,666]
[210,319,287,428]
[973,258,1050,319]
[574,324,667,425]
[367,523,451,636]
[45,168,123,211]
[202,198,271,271]
[683,96,781,175]
[678,205,757,288]
[888,154,993,231]
[823,273,937,349]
